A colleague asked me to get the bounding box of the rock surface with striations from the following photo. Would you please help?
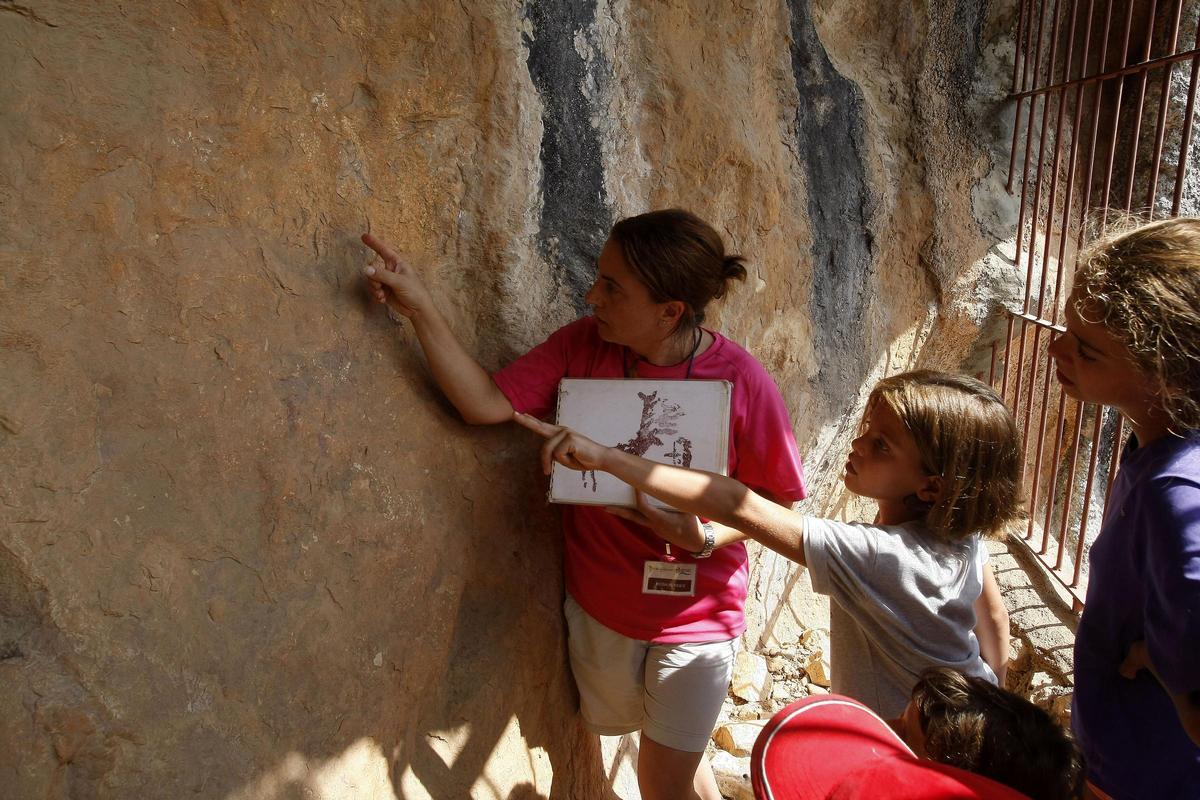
[0,1,1021,797]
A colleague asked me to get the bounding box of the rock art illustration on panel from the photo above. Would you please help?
[582,391,693,491]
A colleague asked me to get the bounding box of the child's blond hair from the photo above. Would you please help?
[867,370,1024,541]
[1073,216,1200,432]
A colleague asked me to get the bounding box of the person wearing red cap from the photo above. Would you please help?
[752,667,1085,800]
[752,694,1029,800]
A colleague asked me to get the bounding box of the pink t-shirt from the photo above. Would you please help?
[494,316,807,643]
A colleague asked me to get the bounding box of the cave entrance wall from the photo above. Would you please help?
[0,1,1021,797]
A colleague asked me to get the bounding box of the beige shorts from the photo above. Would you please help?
[564,595,739,752]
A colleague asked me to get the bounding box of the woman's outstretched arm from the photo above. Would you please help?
[362,234,513,425]
[514,413,809,565]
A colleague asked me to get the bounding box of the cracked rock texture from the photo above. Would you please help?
[1,1,1019,797]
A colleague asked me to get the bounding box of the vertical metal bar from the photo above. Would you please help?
[1012,320,1031,416]
[1077,0,1118,241]
[1103,414,1126,510]
[1052,0,1099,316]
[1009,0,1042,190]
[1146,0,1187,216]
[1022,1,1078,479]
[1035,0,1083,321]
[1026,330,1058,543]
[1054,399,1087,571]
[1171,18,1200,214]
[1040,387,1071,554]
[1072,403,1106,589]
[1012,0,1063,423]
[1026,0,1068,312]
[1014,0,1031,91]
[1008,0,1036,190]
[1100,0,1140,226]
[1016,0,1057,314]
[1120,0,1162,211]
[1001,315,1016,399]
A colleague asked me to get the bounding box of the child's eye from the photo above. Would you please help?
[874,438,889,453]
[1076,343,1096,362]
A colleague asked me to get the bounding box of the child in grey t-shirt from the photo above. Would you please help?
[516,370,1019,718]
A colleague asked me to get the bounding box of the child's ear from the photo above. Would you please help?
[916,475,943,504]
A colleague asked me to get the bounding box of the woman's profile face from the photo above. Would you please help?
[584,237,679,349]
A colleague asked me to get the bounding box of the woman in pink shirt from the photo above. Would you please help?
[362,209,806,800]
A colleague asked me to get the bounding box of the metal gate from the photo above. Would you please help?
[993,0,1199,609]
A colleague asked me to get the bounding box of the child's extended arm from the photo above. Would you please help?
[362,234,513,425]
[974,565,1009,686]
[515,413,809,565]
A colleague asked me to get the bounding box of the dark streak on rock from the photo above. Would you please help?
[784,0,875,399]
[0,2,59,27]
[522,0,613,310]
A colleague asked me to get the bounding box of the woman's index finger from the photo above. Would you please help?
[512,411,560,438]
[361,233,400,264]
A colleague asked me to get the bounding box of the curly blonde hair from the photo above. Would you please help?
[867,371,1024,541]
[1073,217,1200,431]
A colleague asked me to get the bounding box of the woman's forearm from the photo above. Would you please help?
[409,308,513,425]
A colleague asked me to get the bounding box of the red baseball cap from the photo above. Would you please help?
[751,695,1031,800]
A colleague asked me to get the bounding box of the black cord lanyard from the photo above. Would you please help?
[622,326,703,380]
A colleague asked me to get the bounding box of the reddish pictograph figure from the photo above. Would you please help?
[582,391,694,491]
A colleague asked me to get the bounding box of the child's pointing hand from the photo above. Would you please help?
[512,412,611,475]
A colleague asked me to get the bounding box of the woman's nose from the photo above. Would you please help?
[584,281,600,306]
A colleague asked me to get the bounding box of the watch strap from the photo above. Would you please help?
[692,521,716,559]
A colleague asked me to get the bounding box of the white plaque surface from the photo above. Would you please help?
[549,378,732,509]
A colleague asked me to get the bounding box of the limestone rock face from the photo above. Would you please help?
[1,1,1018,797]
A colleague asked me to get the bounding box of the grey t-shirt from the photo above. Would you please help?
[803,517,996,718]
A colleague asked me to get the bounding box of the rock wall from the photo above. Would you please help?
[0,1,1020,798]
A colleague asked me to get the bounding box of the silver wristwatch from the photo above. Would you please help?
[692,521,716,559]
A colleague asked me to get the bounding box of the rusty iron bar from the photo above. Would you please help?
[1100,0,1140,229]
[1120,0,1162,211]
[1039,388,1072,554]
[1054,401,1088,572]
[1008,0,1034,192]
[1076,0,1118,246]
[1014,0,1030,92]
[1171,17,1200,214]
[1026,329,1061,542]
[1001,314,1016,399]
[1051,0,1100,314]
[1014,0,1056,315]
[1013,0,1066,425]
[1020,0,1078,487]
[1008,0,1046,190]
[1024,0,1082,539]
[1034,0,1083,321]
[1103,414,1126,515]
[1071,403,1108,591]
[1146,0,1187,216]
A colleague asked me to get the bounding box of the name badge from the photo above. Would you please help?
[642,560,696,596]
